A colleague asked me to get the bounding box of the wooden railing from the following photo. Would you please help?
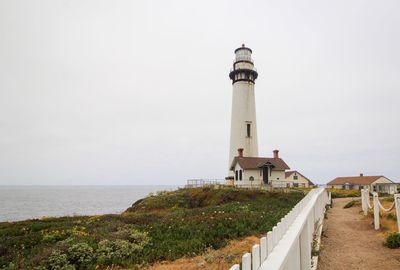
[230,188,329,270]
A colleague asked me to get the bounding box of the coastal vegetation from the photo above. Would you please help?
[326,188,360,198]
[343,200,355,209]
[0,187,304,269]
[385,233,400,249]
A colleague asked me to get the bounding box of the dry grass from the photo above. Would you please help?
[144,236,259,270]
[378,200,398,233]
[365,200,398,234]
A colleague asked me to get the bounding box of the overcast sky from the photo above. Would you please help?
[0,0,399,185]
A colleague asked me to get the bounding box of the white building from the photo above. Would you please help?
[326,174,397,194]
[284,171,314,188]
[227,44,259,176]
[228,148,291,188]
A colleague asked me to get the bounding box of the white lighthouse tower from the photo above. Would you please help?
[228,44,259,172]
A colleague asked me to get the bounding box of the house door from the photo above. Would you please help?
[262,167,269,184]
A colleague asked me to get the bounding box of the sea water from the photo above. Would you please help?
[0,185,177,222]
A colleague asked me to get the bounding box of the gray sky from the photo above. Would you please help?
[1,0,399,185]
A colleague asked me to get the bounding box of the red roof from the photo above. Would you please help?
[230,156,290,171]
[326,176,391,185]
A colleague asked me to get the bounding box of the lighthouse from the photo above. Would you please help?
[228,44,259,173]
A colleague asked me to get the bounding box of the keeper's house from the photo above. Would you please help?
[326,174,397,194]
[285,171,314,188]
[229,149,290,187]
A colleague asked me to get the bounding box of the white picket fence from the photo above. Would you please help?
[361,189,400,232]
[230,187,329,270]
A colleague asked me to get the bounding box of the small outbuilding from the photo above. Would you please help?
[285,171,314,188]
[326,174,397,194]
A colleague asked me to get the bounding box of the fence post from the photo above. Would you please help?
[242,253,251,270]
[361,189,366,216]
[299,218,311,270]
[277,222,282,242]
[229,264,240,270]
[328,191,332,207]
[373,192,380,230]
[272,226,278,246]
[394,194,400,232]
[252,244,260,270]
[267,231,273,254]
[260,236,267,262]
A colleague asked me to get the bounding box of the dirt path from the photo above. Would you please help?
[318,198,400,270]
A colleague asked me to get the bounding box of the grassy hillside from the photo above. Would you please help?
[0,187,304,270]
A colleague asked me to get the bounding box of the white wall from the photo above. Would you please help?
[285,172,312,188]
[228,79,258,173]
[232,164,288,187]
[372,177,397,194]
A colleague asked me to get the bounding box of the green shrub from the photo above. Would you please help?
[112,225,149,245]
[40,250,75,270]
[343,201,355,209]
[129,228,150,246]
[385,233,400,249]
[96,228,149,265]
[96,239,143,264]
[67,243,93,267]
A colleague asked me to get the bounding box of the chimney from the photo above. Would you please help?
[238,148,244,157]
[273,149,279,158]
[360,173,364,177]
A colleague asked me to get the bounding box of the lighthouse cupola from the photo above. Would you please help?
[229,44,258,84]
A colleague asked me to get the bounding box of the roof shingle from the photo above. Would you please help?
[230,156,290,171]
[326,176,389,185]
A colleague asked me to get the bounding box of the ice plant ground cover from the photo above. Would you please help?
[0,187,304,269]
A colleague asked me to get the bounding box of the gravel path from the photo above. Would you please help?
[318,197,400,270]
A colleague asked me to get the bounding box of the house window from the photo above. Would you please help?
[235,170,238,181]
[249,176,254,181]
[246,123,251,137]
[239,170,242,181]
[293,175,298,180]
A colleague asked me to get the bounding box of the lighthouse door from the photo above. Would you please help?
[262,167,269,184]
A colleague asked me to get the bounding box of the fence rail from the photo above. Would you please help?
[185,179,223,188]
[361,189,400,232]
[230,187,329,270]
[185,179,311,191]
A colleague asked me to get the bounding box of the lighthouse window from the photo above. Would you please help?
[247,123,251,137]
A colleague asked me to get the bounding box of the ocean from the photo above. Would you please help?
[0,185,177,222]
